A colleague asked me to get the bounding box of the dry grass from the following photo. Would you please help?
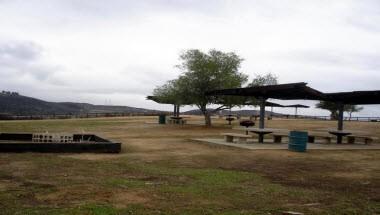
[0,116,379,214]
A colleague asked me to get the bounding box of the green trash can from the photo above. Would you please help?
[158,114,166,124]
[288,131,308,152]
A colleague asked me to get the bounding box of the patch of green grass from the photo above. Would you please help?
[5,203,164,215]
[103,163,322,213]
[1,152,378,214]
[81,204,119,215]
[5,204,119,215]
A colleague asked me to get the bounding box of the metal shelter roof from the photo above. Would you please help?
[146,96,192,105]
[285,104,310,108]
[244,101,285,107]
[265,101,285,107]
[206,82,325,100]
[324,91,380,105]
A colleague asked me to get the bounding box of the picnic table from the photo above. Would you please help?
[234,127,287,143]
[168,116,187,125]
[328,130,352,144]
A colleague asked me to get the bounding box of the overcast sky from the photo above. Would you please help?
[1,0,379,116]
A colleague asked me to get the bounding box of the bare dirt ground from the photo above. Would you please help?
[0,115,379,214]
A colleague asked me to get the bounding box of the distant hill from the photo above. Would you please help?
[0,92,160,115]
[183,109,284,117]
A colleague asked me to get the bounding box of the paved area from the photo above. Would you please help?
[192,138,380,150]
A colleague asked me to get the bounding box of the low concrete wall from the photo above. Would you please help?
[0,133,121,153]
[0,142,121,153]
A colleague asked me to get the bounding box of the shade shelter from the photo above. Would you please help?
[324,90,380,143]
[244,101,284,119]
[285,104,310,117]
[207,82,324,128]
[207,82,325,142]
[146,96,191,118]
[266,102,285,117]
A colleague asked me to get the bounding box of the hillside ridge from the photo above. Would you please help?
[0,93,157,115]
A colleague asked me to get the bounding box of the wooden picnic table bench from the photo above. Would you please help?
[272,133,288,143]
[328,130,352,144]
[346,135,378,144]
[233,127,287,143]
[308,134,333,144]
[168,118,187,125]
[221,133,252,143]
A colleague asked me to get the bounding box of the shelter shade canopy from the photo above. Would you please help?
[325,91,380,105]
[264,101,285,107]
[245,101,285,107]
[285,104,310,108]
[206,82,325,101]
[146,96,192,105]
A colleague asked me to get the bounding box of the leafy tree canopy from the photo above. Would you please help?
[151,50,282,125]
[178,49,248,125]
[151,79,189,105]
[345,104,364,119]
[315,101,363,120]
[246,73,279,107]
[152,49,248,126]
[247,73,278,87]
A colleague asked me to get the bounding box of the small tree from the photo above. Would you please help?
[246,73,279,107]
[345,105,363,120]
[315,101,363,120]
[248,73,278,87]
[316,101,340,120]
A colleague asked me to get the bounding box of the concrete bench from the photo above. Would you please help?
[272,134,288,143]
[347,135,378,144]
[221,133,252,143]
[168,119,187,125]
[179,119,187,125]
[308,134,332,144]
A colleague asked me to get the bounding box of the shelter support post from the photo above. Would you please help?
[259,98,266,129]
[173,105,177,117]
[259,98,266,143]
[270,106,273,118]
[337,103,344,144]
[338,103,344,131]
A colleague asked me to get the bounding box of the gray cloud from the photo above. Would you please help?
[0,41,41,65]
[0,41,58,81]
[0,0,223,30]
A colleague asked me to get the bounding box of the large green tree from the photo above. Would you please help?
[178,49,248,126]
[152,49,248,126]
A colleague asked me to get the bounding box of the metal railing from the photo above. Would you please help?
[0,111,169,120]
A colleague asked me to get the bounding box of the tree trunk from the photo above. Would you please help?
[199,105,212,126]
[204,112,212,126]
[330,111,338,120]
